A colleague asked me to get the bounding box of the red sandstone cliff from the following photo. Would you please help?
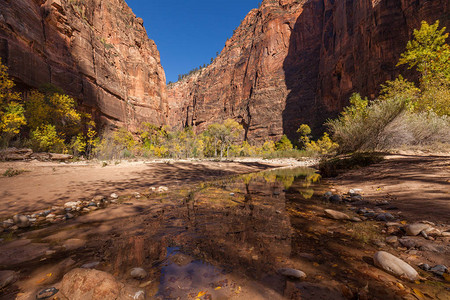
[168,0,449,142]
[0,0,167,131]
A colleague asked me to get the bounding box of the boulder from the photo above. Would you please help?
[60,268,122,300]
[324,209,350,220]
[404,223,431,236]
[373,251,419,281]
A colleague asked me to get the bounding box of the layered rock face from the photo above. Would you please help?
[0,0,167,131]
[168,0,449,142]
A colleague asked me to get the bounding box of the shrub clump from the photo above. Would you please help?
[327,20,450,153]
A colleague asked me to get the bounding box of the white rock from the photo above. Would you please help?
[133,290,145,300]
[13,214,30,228]
[157,186,168,192]
[278,268,306,279]
[64,201,79,208]
[110,193,119,199]
[130,267,147,279]
[404,223,431,236]
[373,251,419,281]
[324,209,350,220]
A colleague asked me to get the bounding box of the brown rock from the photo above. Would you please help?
[0,148,33,161]
[60,268,122,300]
[60,268,143,300]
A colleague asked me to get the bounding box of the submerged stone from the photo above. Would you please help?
[130,267,147,279]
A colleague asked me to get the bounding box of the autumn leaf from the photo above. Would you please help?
[412,288,425,300]
[197,291,207,297]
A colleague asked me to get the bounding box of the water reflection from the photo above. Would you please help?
[1,167,324,299]
[153,167,322,298]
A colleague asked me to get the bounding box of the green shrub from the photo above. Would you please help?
[327,94,407,153]
[3,168,27,177]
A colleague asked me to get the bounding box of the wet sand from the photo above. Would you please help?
[0,158,314,219]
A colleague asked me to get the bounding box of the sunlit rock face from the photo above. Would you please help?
[167,0,449,142]
[0,0,168,131]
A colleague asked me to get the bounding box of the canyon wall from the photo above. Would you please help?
[168,0,450,142]
[0,0,167,131]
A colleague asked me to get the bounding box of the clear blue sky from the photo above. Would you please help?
[125,0,260,83]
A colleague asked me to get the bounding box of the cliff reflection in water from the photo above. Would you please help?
[154,167,322,298]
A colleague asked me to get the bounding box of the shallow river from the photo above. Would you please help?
[1,167,448,299]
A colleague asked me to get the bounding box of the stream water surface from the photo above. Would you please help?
[1,167,448,299]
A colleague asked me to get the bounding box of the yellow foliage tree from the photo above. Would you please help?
[297,124,338,155]
[0,59,26,146]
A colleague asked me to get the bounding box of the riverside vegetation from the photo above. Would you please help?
[0,21,449,161]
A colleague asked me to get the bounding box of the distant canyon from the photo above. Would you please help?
[1,0,449,142]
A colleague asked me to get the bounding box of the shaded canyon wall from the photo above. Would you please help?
[0,0,168,131]
[167,0,450,142]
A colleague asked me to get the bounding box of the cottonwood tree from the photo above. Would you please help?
[0,59,26,147]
